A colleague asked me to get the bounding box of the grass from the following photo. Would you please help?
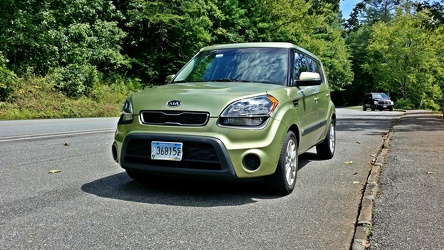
[0,76,138,120]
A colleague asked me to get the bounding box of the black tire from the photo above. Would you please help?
[363,104,367,111]
[388,107,393,111]
[266,131,298,195]
[371,106,375,111]
[316,120,336,159]
[126,169,147,181]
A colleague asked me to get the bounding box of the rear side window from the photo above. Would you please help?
[294,51,324,83]
[306,57,322,75]
[293,52,308,81]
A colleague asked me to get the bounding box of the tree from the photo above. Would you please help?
[364,6,444,109]
[344,0,411,105]
[0,52,17,101]
[0,0,127,76]
[248,0,353,91]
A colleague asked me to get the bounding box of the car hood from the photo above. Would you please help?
[130,82,283,116]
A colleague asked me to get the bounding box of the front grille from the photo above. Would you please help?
[124,139,221,170]
[140,111,209,126]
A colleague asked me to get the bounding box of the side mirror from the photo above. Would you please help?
[296,72,322,86]
[165,74,175,83]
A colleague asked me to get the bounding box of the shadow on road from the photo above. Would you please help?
[82,172,283,207]
[81,154,317,207]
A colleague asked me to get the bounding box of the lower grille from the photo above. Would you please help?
[124,139,221,170]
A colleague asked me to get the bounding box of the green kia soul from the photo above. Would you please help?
[112,42,336,195]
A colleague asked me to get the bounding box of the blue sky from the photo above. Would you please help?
[340,0,361,19]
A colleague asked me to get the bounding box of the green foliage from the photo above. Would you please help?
[118,0,353,90]
[345,0,444,110]
[364,7,444,110]
[0,53,17,101]
[244,0,353,91]
[395,98,415,110]
[1,0,356,116]
[0,0,127,76]
[50,64,100,98]
[121,0,215,83]
[0,74,131,120]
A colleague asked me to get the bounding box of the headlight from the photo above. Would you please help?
[119,98,134,124]
[219,95,279,127]
[373,101,378,105]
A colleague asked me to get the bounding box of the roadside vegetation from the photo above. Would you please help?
[0,0,443,120]
[0,72,142,119]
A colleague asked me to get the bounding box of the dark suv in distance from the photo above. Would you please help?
[362,92,394,111]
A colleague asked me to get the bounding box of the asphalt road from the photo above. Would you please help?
[0,109,403,249]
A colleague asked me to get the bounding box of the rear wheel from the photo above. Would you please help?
[266,131,298,195]
[363,104,367,111]
[316,120,336,159]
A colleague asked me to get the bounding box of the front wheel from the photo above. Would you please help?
[316,120,336,159]
[266,131,298,195]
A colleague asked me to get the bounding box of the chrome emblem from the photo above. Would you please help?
[167,100,181,107]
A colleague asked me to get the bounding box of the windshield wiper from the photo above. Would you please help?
[209,78,252,82]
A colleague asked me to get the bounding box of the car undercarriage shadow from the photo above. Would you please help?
[81,170,289,207]
[82,152,320,208]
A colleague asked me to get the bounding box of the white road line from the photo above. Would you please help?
[0,128,115,142]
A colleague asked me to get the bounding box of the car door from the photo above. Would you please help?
[293,51,319,150]
[306,57,330,142]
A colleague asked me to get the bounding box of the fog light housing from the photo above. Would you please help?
[243,154,261,171]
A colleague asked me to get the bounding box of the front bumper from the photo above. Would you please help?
[112,117,288,180]
[376,103,393,109]
[117,133,237,180]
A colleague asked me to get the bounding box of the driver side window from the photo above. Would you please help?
[294,52,308,81]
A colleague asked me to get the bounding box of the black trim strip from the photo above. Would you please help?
[302,119,327,136]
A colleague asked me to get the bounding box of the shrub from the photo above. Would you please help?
[395,98,415,110]
[0,53,17,101]
[50,64,100,98]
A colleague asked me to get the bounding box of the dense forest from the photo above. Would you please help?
[0,0,443,115]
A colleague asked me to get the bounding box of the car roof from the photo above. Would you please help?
[200,42,320,61]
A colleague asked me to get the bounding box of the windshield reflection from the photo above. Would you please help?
[173,48,289,85]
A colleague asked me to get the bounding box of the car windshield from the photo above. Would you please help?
[173,47,289,85]
[373,93,390,99]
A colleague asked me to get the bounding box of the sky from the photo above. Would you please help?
[340,0,362,19]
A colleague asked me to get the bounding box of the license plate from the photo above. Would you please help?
[383,105,387,108]
[151,141,183,161]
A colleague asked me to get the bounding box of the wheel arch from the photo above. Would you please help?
[287,124,301,147]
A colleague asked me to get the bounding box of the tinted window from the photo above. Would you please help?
[294,52,308,81]
[306,57,321,75]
